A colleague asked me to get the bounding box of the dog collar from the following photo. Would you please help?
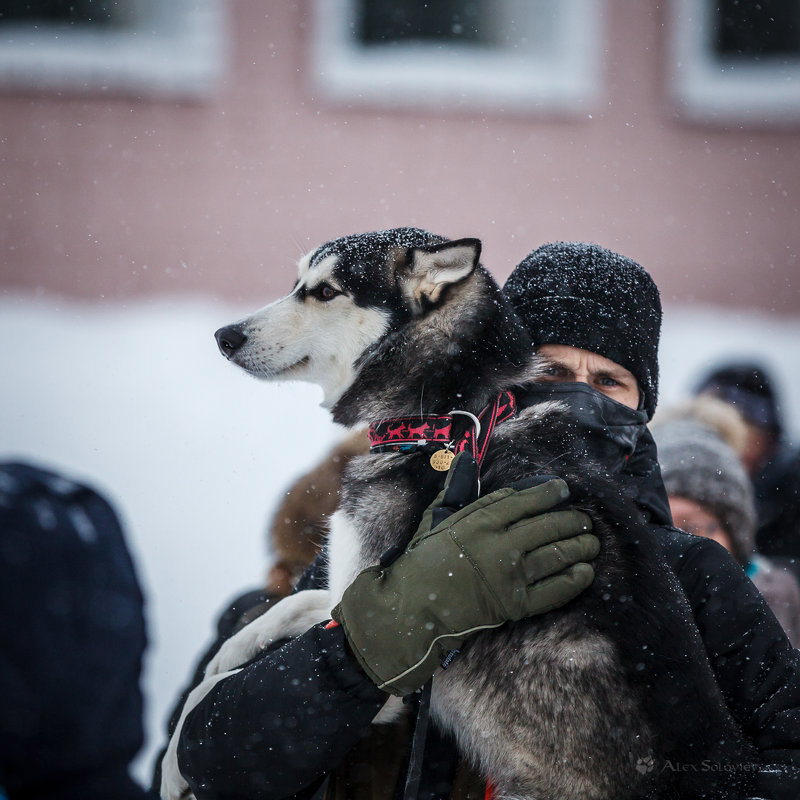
[368,391,517,471]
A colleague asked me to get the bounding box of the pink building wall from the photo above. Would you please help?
[1,1,799,312]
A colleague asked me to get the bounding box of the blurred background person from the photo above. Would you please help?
[0,461,155,799]
[648,394,749,456]
[212,427,368,635]
[694,362,800,575]
[150,429,367,791]
[263,428,368,601]
[652,414,800,647]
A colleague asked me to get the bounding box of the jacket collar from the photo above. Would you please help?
[620,426,673,527]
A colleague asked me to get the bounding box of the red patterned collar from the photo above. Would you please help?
[368,391,517,469]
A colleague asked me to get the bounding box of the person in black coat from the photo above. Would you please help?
[694,361,800,573]
[167,243,800,800]
[0,461,156,800]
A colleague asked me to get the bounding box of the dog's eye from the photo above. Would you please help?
[311,283,341,302]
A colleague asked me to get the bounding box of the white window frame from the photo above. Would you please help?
[0,0,226,99]
[311,0,603,115]
[669,0,800,124]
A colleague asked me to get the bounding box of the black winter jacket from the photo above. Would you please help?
[176,432,800,800]
[754,440,800,568]
[0,462,155,800]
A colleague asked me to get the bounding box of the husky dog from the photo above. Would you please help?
[163,229,755,800]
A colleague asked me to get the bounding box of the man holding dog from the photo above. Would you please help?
[168,243,800,800]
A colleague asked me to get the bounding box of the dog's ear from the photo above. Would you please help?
[399,238,481,312]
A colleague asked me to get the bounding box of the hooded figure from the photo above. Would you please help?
[0,462,153,800]
[694,360,800,566]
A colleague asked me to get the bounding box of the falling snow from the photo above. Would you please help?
[1,294,798,781]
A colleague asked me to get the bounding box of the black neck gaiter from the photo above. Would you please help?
[520,382,650,475]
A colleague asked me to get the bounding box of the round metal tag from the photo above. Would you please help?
[430,449,455,472]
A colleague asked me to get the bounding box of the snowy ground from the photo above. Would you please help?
[1,293,799,785]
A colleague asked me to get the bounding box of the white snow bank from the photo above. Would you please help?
[0,294,798,784]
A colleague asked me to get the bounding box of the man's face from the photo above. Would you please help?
[536,344,641,410]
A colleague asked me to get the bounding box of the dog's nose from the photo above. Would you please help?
[215,324,247,358]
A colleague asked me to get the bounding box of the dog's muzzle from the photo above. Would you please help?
[215,324,247,359]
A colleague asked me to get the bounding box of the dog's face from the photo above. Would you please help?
[215,229,481,407]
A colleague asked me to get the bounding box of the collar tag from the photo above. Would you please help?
[429,448,455,472]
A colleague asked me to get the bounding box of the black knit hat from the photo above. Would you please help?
[694,362,782,435]
[503,242,662,419]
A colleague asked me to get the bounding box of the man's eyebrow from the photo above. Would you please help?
[595,367,634,381]
[539,358,573,371]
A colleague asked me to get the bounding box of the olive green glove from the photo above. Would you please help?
[331,453,599,696]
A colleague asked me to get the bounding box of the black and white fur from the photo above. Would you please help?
[162,228,755,800]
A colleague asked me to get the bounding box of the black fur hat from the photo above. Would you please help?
[503,242,662,419]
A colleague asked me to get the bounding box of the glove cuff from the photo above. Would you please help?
[331,601,393,691]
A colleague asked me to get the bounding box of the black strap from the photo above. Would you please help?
[402,680,433,800]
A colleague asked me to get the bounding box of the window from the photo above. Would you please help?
[0,0,226,99]
[669,0,800,124]
[2,1,117,26]
[311,0,603,114]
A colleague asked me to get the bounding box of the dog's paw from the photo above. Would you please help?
[160,670,240,800]
[204,631,256,677]
[204,589,332,677]
[372,695,408,725]
[159,738,193,800]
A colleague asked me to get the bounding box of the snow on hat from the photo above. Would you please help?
[653,419,756,566]
[503,242,662,419]
[694,361,782,435]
